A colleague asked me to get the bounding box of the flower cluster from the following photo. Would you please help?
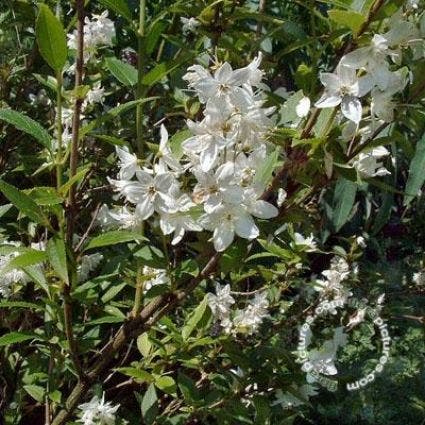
[207,283,269,335]
[77,393,119,425]
[67,11,115,64]
[101,54,279,252]
[315,8,425,177]
[313,256,353,307]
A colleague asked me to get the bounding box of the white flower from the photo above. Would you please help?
[315,63,372,123]
[85,83,105,107]
[155,125,182,174]
[77,393,119,425]
[293,233,317,251]
[183,114,233,172]
[192,163,242,212]
[233,292,269,334]
[356,236,367,248]
[183,54,263,110]
[159,195,202,245]
[200,203,260,251]
[181,17,200,34]
[142,266,169,292]
[207,283,235,321]
[115,146,140,180]
[0,244,30,298]
[353,146,391,178]
[109,170,178,219]
[413,271,425,287]
[295,96,311,118]
[277,188,287,207]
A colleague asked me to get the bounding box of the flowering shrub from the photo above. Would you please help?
[0,1,424,424]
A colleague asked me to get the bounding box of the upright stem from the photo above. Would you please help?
[136,0,146,156]
[63,0,85,382]
[56,72,63,189]
[67,0,85,244]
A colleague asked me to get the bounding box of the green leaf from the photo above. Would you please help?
[182,296,209,341]
[254,148,279,187]
[116,367,154,383]
[87,316,124,325]
[36,4,67,71]
[327,9,366,33]
[59,166,90,197]
[154,375,176,395]
[105,57,138,86]
[2,249,47,273]
[178,372,200,402]
[0,300,44,310]
[137,333,152,357]
[0,332,37,347]
[169,129,192,160]
[98,0,132,22]
[332,177,357,231]
[81,97,158,136]
[0,180,50,227]
[141,384,158,425]
[404,132,425,206]
[0,109,52,150]
[47,236,68,284]
[84,230,147,251]
[24,385,45,402]
[25,187,63,205]
[142,56,191,86]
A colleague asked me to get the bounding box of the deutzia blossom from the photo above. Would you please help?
[293,233,317,252]
[115,146,140,180]
[77,393,119,425]
[84,82,105,109]
[143,266,169,292]
[155,125,182,174]
[353,146,391,178]
[159,195,203,244]
[200,203,259,252]
[68,11,115,58]
[207,283,235,322]
[180,17,200,35]
[295,96,311,118]
[315,64,371,123]
[413,271,425,287]
[233,292,269,334]
[104,55,279,252]
[0,243,30,298]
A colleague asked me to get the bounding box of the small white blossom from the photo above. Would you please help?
[77,393,119,425]
[180,17,200,34]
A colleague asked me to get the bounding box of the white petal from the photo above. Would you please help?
[159,124,168,149]
[200,143,218,172]
[315,93,341,108]
[250,200,278,219]
[135,197,154,220]
[296,96,311,118]
[234,214,259,240]
[319,72,340,91]
[213,222,234,251]
[341,96,362,123]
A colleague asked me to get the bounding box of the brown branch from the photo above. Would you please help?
[67,0,85,244]
[63,0,85,384]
